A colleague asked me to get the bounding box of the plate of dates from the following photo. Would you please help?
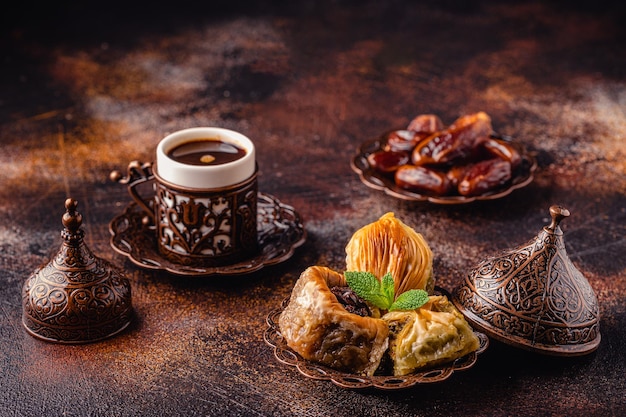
[351,112,537,204]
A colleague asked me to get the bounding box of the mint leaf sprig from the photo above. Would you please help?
[344,271,429,312]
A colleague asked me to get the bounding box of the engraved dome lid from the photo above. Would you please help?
[452,205,600,356]
[22,198,133,343]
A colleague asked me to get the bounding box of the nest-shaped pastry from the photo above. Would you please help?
[278,266,389,376]
[345,212,434,294]
[383,295,480,376]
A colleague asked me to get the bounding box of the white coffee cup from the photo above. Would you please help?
[156,127,256,189]
[112,127,259,267]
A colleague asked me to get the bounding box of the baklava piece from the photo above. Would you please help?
[345,212,435,295]
[383,295,480,376]
[278,266,389,376]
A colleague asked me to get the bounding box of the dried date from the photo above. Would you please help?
[367,150,409,173]
[457,158,512,196]
[411,112,492,166]
[446,164,471,190]
[482,138,521,170]
[395,165,451,195]
[407,114,444,133]
[385,130,430,152]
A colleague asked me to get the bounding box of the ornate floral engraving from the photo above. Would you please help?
[155,175,258,267]
[109,192,306,277]
[453,206,600,355]
[22,199,133,343]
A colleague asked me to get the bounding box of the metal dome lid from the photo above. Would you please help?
[452,205,600,356]
[22,198,133,343]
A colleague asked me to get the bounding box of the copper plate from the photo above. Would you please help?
[109,192,306,276]
[264,292,489,390]
[351,132,537,204]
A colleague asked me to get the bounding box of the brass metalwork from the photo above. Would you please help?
[22,198,133,343]
[109,192,306,277]
[453,205,601,356]
[111,161,258,267]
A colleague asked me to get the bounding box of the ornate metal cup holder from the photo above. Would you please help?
[109,192,306,277]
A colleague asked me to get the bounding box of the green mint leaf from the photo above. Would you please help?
[366,293,393,309]
[344,271,391,310]
[344,271,380,298]
[381,272,395,306]
[389,289,430,311]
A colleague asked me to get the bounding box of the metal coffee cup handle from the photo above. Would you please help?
[110,161,156,223]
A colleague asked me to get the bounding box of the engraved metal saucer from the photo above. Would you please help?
[453,205,601,356]
[265,289,489,390]
[109,192,306,276]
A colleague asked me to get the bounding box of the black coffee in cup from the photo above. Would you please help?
[167,139,246,166]
[114,127,258,267]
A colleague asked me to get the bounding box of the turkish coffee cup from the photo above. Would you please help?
[112,127,258,267]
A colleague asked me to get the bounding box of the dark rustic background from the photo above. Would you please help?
[1,1,624,416]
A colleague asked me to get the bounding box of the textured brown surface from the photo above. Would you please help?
[1,1,625,416]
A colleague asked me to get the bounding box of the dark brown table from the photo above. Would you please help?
[1,1,625,416]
